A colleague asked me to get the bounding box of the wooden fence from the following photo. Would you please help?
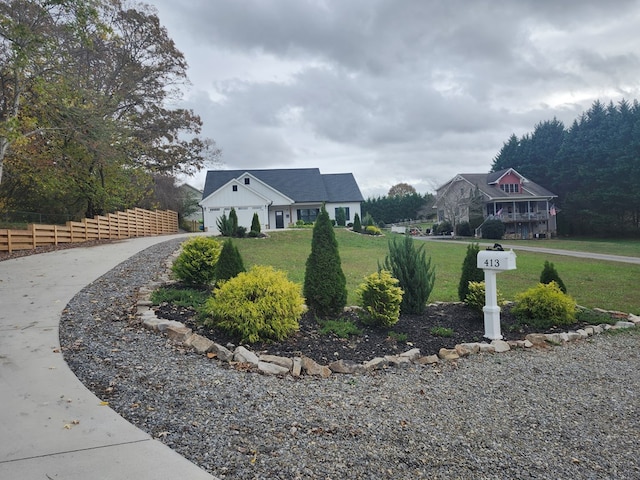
[0,208,178,253]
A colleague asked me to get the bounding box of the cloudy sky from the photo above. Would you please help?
[148,0,640,198]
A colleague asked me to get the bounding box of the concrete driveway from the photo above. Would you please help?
[0,234,215,480]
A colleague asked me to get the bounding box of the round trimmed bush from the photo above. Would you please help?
[357,270,404,327]
[203,265,304,343]
[171,236,221,286]
[511,282,576,329]
[464,281,506,313]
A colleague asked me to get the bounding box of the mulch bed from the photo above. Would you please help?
[154,302,595,364]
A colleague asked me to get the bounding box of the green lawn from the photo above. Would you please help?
[230,229,640,314]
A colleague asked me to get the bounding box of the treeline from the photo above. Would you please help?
[492,99,640,235]
[0,0,217,220]
[362,193,434,225]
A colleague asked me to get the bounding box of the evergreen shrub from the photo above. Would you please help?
[380,234,435,314]
[335,207,346,227]
[511,282,576,329]
[250,212,261,236]
[303,205,347,317]
[214,238,245,283]
[204,265,304,343]
[365,225,382,235]
[540,260,567,293]
[216,213,233,236]
[458,242,484,301]
[356,270,404,327]
[352,213,362,233]
[171,236,221,286]
[481,220,505,240]
[228,208,239,236]
[464,281,506,313]
[456,221,472,236]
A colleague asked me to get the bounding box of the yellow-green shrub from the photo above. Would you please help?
[464,281,506,313]
[511,282,576,329]
[365,225,382,236]
[356,270,404,327]
[171,236,221,286]
[203,265,304,343]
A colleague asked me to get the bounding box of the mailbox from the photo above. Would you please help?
[477,250,517,271]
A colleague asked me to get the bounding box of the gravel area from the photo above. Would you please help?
[60,239,640,479]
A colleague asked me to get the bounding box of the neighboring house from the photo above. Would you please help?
[435,168,558,239]
[200,168,364,234]
[178,183,204,223]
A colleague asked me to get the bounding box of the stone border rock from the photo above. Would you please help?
[135,250,640,378]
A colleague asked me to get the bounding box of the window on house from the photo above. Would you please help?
[500,183,520,193]
[244,178,250,185]
[334,207,351,221]
[297,208,320,223]
[232,185,238,192]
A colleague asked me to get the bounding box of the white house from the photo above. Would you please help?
[199,168,364,234]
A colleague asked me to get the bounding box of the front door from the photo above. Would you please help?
[275,210,284,229]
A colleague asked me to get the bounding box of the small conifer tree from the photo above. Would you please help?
[228,208,239,237]
[458,243,484,301]
[380,234,435,314]
[250,212,261,236]
[540,260,567,293]
[335,207,346,227]
[303,204,347,317]
[353,213,362,233]
[215,239,245,283]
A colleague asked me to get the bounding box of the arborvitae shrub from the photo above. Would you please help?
[458,242,484,301]
[356,270,404,327]
[511,282,576,329]
[250,212,261,236]
[228,208,238,236]
[204,265,304,343]
[353,213,362,233]
[335,207,346,227]
[303,205,347,318]
[380,234,435,314]
[540,260,567,293]
[214,238,245,283]
[464,281,506,313]
[482,220,505,240]
[171,236,221,286]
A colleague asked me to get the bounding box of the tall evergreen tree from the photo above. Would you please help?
[303,205,347,317]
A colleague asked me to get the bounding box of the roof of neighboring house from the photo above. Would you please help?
[202,168,364,202]
[437,169,557,201]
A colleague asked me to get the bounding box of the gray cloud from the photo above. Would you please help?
[152,0,640,196]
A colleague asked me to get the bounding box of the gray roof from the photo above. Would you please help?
[439,169,556,200]
[202,168,364,202]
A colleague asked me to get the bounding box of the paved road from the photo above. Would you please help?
[0,234,215,480]
[418,237,640,265]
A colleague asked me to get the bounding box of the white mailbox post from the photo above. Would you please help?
[476,249,517,340]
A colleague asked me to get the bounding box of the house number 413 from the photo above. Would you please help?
[484,258,500,268]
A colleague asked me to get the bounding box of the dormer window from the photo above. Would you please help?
[500,183,519,193]
[244,178,250,185]
[232,185,238,192]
